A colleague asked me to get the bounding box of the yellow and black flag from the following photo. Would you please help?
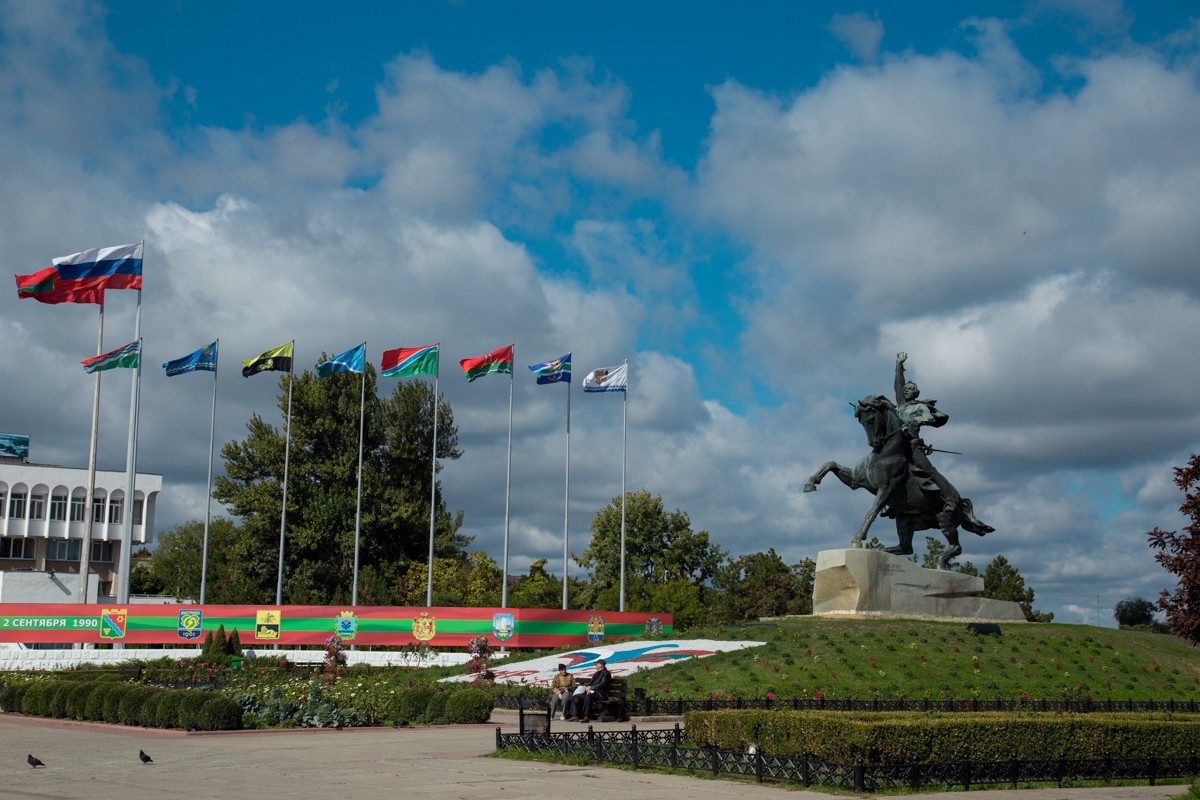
[242,341,293,378]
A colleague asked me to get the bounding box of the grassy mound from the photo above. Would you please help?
[622,617,1200,701]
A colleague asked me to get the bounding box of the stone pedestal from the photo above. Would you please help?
[813,548,1026,622]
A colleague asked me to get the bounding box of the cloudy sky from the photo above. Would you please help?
[3,0,1198,625]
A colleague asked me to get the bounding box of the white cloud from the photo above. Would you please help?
[829,12,885,64]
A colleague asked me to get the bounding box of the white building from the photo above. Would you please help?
[0,453,161,600]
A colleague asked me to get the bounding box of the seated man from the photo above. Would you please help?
[548,663,575,720]
[567,659,612,722]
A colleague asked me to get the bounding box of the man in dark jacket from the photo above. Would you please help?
[567,659,612,722]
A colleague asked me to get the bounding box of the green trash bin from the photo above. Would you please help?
[230,656,244,675]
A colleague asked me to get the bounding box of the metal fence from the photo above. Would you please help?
[495,693,1200,715]
[495,724,1200,792]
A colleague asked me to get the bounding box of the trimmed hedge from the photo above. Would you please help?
[425,690,449,725]
[684,710,1200,763]
[445,688,494,724]
[198,695,244,731]
[66,682,100,720]
[399,687,438,725]
[176,690,214,731]
[46,681,72,718]
[0,680,30,713]
[1,679,243,731]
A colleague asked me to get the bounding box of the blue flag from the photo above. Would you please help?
[163,341,218,376]
[529,353,572,385]
[317,343,366,379]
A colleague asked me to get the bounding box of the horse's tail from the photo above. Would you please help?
[958,498,994,536]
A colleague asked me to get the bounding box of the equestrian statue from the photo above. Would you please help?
[803,353,993,569]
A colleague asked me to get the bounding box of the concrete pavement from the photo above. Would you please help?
[0,711,1191,800]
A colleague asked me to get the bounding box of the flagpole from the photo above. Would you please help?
[619,359,628,612]
[561,370,571,610]
[351,350,366,606]
[199,340,219,604]
[116,287,143,605]
[501,348,513,608]
[275,343,294,606]
[76,302,103,604]
[426,345,440,607]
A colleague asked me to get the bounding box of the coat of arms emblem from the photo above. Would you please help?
[336,611,357,640]
[492,612,514,642]
[100,608,127,639]
[255,609,281,640]
[177,609,204,640]
[587,614,605,643]
[412,612,436,642]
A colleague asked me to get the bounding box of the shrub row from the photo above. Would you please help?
[236,682,492,728]
[386,686,492,726]
[684,710,1200,763]
[1,678,241,731]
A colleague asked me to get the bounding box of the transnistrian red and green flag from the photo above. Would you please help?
[15,266,104,304]
[381,344,438,378]
[459,344,513,382]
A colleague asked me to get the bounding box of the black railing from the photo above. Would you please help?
[495,724,1200,792]
[494,694,1200,715]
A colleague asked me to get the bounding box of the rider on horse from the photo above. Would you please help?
[895,352,959,521]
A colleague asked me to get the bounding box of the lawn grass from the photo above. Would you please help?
[617,617,1200,701]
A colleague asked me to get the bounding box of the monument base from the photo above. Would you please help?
[813,548,1026,622]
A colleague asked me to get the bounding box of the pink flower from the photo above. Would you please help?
[813,692,821,700]
[766,693,774,700]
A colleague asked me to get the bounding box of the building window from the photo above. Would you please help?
[0,538,33,559]
[29,494,45,520]
[50,494,67,521]
[70,496,86,522]
[46,539,82,561]
[133,499,144,526]
[97,580,113,597]
[92,497,106,524]
[108,499,123,525]
[8,492,26,519]
[90,541,115,563]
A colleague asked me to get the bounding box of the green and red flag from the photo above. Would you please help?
[15,266,104,304]
[459,344,513,382]
[381,344,438,378]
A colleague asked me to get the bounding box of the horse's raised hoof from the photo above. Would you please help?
[938,545,962,570]
[803,481,817,493]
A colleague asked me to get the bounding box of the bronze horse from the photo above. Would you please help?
[803,395,992,569]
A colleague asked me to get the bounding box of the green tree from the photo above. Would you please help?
[713,550,814,622]
[1113,595,1157,628]
[509,559,563,609]
[1147,454,1200,645]
[214,365,464,604]
[150,518,257,603]
[577,491,725,624]
[918,536,978,574]
[981,554,1053,622]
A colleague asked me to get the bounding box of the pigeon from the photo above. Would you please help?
[27,754,44,768]
[139,750,153,764]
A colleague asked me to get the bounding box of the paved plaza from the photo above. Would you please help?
[0,711,1191,800]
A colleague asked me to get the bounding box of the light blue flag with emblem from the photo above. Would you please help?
[162,341,218,377]
[529,353,571,385]
[317,343,366,379]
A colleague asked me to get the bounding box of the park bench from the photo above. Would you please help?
[117,665,142,681]
[593,677,629,723]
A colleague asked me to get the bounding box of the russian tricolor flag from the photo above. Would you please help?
[54,242,142,290]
